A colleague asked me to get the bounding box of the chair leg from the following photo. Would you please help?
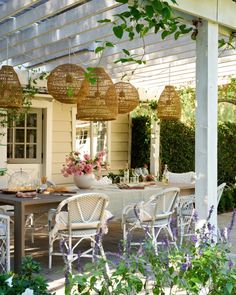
[67,236,73,274]
[151,226,158,254]
[98,242,110,275]
[166,224,178,249]
[49,237,53,269]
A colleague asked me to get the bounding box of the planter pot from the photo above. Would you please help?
[74,173,95,189]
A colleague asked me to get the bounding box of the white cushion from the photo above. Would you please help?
[168,171,195,184]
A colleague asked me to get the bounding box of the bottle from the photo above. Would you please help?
[162,164,169,184]
[124,163,130,183]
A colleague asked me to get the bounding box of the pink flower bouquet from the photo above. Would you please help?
[61,151,105,177]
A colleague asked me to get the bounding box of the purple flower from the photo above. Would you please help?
[181,263,189,271]
[207,205,214,221]
[228,208,236,235]
[191,235,198,243]
[193,209,199,222]
[229,259,234,269]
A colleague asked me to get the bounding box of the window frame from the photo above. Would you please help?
[7,108,42,164]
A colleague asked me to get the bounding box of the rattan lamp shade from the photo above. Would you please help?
[114,82,139,114]
[47,63,85,104]
[157,85,181,120]
[77,67,118,121]
[0,65,23,108]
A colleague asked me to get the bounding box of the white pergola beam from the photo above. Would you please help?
[195,20,218,236]
[0,6,125,62]
[0,0,92,37]
[9,28,193,66]
[0,0,40,23]
[129,58,236,85]
[0,0,120,50]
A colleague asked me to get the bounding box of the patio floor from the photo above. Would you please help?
[9,211,236,295]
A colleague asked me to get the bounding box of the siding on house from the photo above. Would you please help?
[51,101,75,185]
[109,114,130,173]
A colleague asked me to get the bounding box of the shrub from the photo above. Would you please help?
[131,116,151,168]
[131,117,236,212]
[0,257,54,295]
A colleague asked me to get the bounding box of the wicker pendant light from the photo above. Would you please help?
[0,65,23,108]
[77,67,118,121]
[157,85,181,120]
[47,63,85,104]
[114,82,139,114]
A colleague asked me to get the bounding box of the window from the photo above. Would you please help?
[7,109,42,164]
[77,129,88,145]
[76,121,109,162]
[93,121,108,157]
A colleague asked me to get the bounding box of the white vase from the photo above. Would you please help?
[73,173,95,189]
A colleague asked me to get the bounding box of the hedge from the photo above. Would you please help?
[131,117,236,212]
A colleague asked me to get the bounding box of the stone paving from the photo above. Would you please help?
[10,211,236,295]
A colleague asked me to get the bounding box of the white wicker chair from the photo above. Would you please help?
[178,182,227,244]
[177,195,195,246]
[0,206,35,243]
[48,193,109,271]
[217,183,226,207]
[0,213,10,272]
[168,171,195,184]
[217,182,226,239]
[122,187,180,251]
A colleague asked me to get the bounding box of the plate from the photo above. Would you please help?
[0,188,36,194]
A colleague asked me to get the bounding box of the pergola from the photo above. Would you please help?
[0,0,236,233]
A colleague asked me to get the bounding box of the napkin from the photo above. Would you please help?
[93,176,112,186]
[16,191,37,198]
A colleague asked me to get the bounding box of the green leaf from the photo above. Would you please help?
[95,46,104,53]
[161,30,170,39]
[128,31,135,40]
[154,24,160,34]
[146,5,154,18]
[225,282,233,294]
[152,0,163,12]
[162,7,171,18]
[122,49,131,56]
[105,41,115,47]
[174,31,181,40]
[113,25,124,39]
[136,23,144,33]
[115,0,128,3]
[130,7,141,20]
[97,19,111,23]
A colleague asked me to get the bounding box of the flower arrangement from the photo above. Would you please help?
[61,151,105,177]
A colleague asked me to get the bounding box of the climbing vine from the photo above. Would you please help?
[97,0,193,68]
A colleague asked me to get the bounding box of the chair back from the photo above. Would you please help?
[156,187,180,215]
[168,171,195,184]
[55,193,109,231]
[217,183,226,206]
[137,191,164,222]
[0,213,10,272]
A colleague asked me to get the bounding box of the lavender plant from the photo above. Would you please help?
[66,208,236,295]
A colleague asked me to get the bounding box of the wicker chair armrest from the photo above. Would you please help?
[48,208,57,230]
[122,204,137,224]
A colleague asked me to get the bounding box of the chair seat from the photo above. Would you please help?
[59,228,98,237]
[0,223,7,236]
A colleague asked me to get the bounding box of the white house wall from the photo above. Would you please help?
[110,114,130,173]
[51,101,75,185]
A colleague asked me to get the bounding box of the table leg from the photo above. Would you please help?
[14,203,25,272]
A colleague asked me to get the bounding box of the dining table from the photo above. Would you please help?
[0,181,194,272]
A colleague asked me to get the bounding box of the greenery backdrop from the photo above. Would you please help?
[131,83,236,212]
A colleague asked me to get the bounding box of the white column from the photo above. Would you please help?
[150,119,160,178]
[195,20,218,235]
[0,111,7,188]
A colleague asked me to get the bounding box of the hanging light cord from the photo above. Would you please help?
[6,37,9,65]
